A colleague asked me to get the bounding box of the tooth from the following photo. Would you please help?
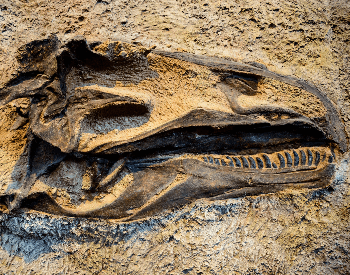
[262,154,272,168]
[226,156,235,167]
[248,157,256,169]
[256,157,264,169]
[300,149,307,165]
[307,149,313,166]
[203,147,330,169]
[233,157,242,168]
[277,153,285,168]
[314,151,320,166]
[285,152,293,167]
[241,156,249,168]
[293,150,299,166]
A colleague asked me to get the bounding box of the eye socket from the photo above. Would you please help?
[80,102,151,135]
[89,102,149,118]
[31,95,46,104]
[232,75,259,89]
[224,74,260,95]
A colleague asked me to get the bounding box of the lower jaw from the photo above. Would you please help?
[23,146,335,220]
[12,144,337,221]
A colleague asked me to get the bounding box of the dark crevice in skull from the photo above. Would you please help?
[116,123,331,172]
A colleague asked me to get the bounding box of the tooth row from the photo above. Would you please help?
[202,147,335,170]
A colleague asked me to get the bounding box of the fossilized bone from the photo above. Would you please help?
[0,35,346,220]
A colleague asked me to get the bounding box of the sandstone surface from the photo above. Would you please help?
[0,0,349,274]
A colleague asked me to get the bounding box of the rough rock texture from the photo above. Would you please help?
[0,0,350,274]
